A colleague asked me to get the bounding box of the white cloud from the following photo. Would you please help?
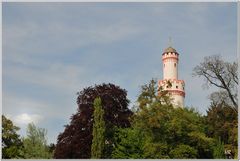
[13,113,42,125]
[2,92,76,143]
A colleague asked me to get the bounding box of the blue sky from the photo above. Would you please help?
[3,2,237,144]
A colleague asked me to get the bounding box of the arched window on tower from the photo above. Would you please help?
[174,63,176,67]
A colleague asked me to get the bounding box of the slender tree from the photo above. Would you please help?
[91,97,105,158]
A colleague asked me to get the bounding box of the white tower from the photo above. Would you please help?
[158,45,185,107]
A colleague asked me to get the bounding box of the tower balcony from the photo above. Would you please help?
[158,79,185,97]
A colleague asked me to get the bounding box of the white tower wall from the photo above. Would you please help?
[163,58,178,79]
[172,94,184,107]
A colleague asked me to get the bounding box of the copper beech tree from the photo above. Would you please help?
[54,83,133,158]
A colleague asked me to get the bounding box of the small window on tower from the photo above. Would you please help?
[176,86,178,89]
[174,63,176,67]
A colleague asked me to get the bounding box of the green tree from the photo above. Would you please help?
[142,142,169,159]
[188,131,214,158]
[206,103,237,143]
[205,103,237,158]
[2,115,23,159]
[193,55,238,158]
[22,123,51,159]
[91,97,105,158]
[213,138,225,159]
[129,79,214,159]
[111,128,145,159]
[137,79,172,110]
[135,106,214,158]
[169,144,198,158]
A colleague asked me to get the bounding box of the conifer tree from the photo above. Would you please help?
[91,97,105,158]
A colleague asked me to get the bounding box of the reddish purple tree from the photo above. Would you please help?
[54,83,132,158]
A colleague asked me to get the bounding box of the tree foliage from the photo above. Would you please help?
[169,144,198,158]
[111,128,145,159]
[91,97,105,158]
[22,123,52,159]
[54,83,133,158]
[213,138,225,159]
[4,54,237,159]
[112,79,214,159]
[2,115,23,159]
[137,79,172,109]
[193,55,238,158]
[205,103,237,158]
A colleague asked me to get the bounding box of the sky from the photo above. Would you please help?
[3,2,237,144]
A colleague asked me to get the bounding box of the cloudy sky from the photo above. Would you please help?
[3,2,237,144]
